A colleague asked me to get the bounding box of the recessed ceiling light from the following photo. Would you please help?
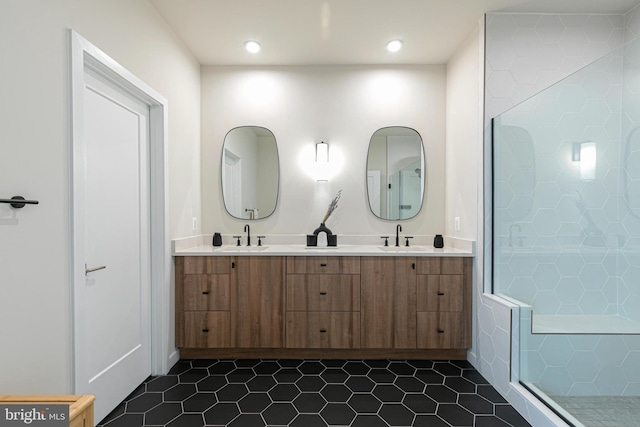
[244,40,261,54]
[386,39,403,53]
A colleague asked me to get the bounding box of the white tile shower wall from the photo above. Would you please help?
[477,295,513,397]
[485,13,625,121]
[494,49,626,316]
[626,3,640,41]
[482,8,640,422]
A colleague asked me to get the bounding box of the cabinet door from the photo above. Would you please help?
[416,257,472,349]
[416,257,464,275]
[416,275,463,312]
[361,257,416,348]
[183,274,230,311]
[232,256,285,348]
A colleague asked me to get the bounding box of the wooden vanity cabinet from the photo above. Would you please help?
[361,257,417,349]
[175,256,285,349]
[176,254,471,358]
[285,256,361,349]
[416,257,471,349]
[176,256,231,348]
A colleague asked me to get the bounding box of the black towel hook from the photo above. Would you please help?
[0,196,39,209]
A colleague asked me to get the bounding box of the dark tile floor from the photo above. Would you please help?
[97,359,532,427]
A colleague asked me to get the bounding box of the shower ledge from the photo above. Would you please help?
[532,314,640,334]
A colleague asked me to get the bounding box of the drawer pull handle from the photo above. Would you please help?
[231,262,235,268]
[202,291,210,295]
[202,329,209,333]
[437,292,445,296]
[437,329,445,334]
[412,263,416,269]
[320,263,327,267]
[320,329,327,333]
[320,292,327,295]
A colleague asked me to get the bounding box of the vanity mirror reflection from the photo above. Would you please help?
[221,126,279,220]
[366,126,425,220]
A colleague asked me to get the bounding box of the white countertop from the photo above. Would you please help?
[172,235,475,257]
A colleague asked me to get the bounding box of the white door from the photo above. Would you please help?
[223,149,242,217]
[75,68,151,423]
[367,170,381,217]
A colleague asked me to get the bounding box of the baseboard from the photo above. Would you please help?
[179,348,468,360]
[167,349,180,372]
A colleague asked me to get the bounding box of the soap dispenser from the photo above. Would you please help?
[212,232,222,246]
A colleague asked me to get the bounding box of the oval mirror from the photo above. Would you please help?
[221,126,279,220]
[366,126,425,220]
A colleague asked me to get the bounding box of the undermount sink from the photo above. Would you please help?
[379,245,427,251]
[217,245,268,252]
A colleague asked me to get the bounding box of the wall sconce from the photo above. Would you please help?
[316,141,329,181]
[572,141,596,181]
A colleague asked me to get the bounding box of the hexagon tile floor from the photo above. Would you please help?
[97,359,532,427]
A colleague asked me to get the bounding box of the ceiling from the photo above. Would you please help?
[149,0,640,65]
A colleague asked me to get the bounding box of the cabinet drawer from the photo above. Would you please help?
[183,256,230,274]
[286,312,360,348]
[184,311,231,348]
[287,256,360,274]
[184,274,230,311]
[416,257,464,275]
[417,312,466,349]
[416,275,463,312]
[286,275,360,311]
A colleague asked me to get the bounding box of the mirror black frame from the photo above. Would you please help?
[221,125,280,220]
[366,126,425,221]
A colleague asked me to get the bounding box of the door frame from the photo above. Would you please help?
[70,30,172,386]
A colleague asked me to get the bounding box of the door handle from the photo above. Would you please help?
[85,264,106,275]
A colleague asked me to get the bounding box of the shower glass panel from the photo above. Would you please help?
[493,36,640,427]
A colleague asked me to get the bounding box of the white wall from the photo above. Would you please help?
[201,66,447,238]
[0,0,200,394]
[445,21,483,395]
[445,25,481,240]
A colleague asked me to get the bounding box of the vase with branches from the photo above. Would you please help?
[311,190,342,246]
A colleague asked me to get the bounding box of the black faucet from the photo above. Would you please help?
[244,224,251,246]
[395,224,402,247]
